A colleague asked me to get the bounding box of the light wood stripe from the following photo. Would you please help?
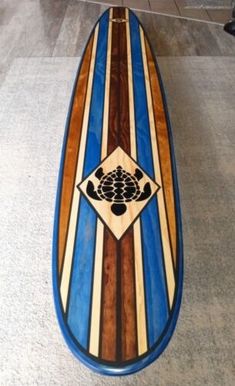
[140,27,175,308]
[133,222,148,354]
[89,9,113,357]
[126,8,136,160]
[88,219,104,355]
[60,25,99,311]
[101,8,113,160]
[126,8,147,355]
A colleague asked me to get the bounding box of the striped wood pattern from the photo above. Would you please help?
[58,35,94,275]
[54,6,183,375]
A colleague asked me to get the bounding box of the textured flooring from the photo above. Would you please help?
[81,0,234,23]
[0,1,235,385]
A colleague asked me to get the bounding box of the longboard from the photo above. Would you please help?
[53,7,183,375]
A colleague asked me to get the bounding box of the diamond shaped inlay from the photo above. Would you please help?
[78,147,160,239]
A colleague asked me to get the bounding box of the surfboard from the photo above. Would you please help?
[53,7,183,375]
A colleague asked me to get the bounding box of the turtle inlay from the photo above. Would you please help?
[78,147,160,239]
[86,166,151,216]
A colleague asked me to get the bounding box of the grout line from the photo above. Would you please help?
[205,9,212,22]
[185,6,232,10]
[11,55,235,64]
[173,0,181,17]
[82,0,224,26]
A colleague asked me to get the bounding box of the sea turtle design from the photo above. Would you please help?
[86,166,151,216]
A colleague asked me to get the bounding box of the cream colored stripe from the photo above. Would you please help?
[60,25,99,311]
[133,221,147,354]
[88,219,104,355]
[101,8,113,160]
[126,8,148,355]
[126,9,137,160]
[140,27,175,308]
[89,9,113,356]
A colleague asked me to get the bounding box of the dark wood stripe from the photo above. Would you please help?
[107,8,119,154]
[120,229,137,360]
[99,7,119,361]
[99,229,117,361]
[118,8,131,152]
[144,37,177,268]
[100,7,137,362]
[58,35,94,275]
[119,8,137,361]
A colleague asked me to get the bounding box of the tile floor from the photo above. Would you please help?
[82,0,234,23]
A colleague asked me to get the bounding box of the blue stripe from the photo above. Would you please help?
[130,12,169,347]
[67,197,97,348]
[83,11,109,178]
[67,12,109,349]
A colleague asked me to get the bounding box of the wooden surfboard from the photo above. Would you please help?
[53,7,183,375]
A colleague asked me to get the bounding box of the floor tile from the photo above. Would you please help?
[137,10,235,56]
[53,1,106,57]
[123,0,150,11]
[207,9,232,23]
[150,0,180,16]
[89,0,123,5]
[179,7,210,21]
[175,0,231,6]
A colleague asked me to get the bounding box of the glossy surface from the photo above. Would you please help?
[53,7,183,374]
